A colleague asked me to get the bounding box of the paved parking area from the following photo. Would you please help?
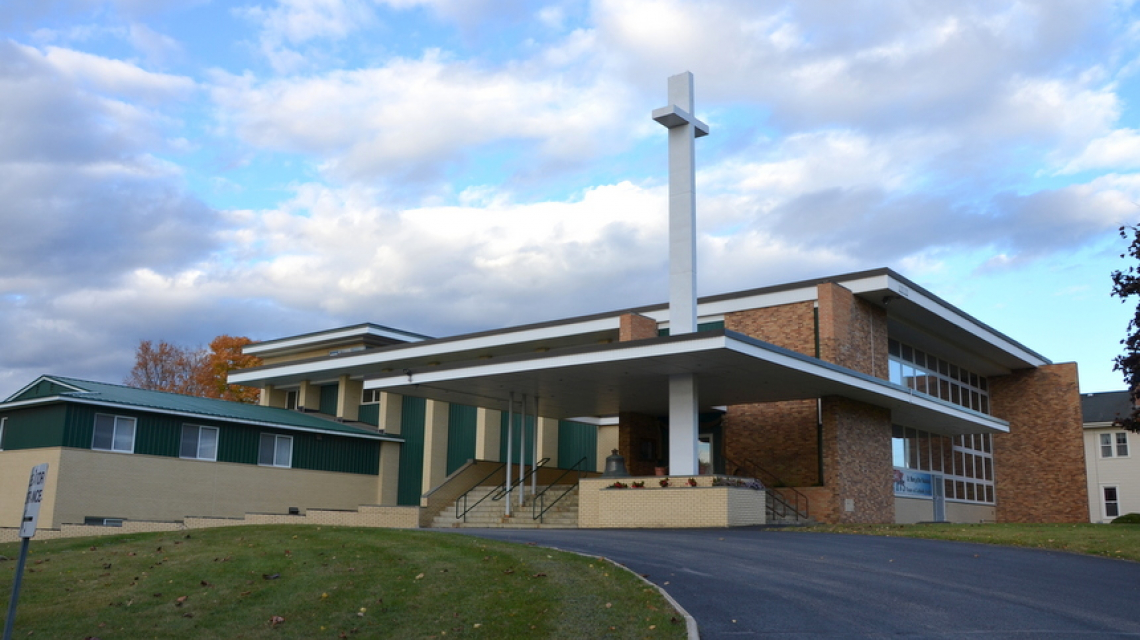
[447,527,1140,638]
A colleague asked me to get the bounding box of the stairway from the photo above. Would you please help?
[430,485,580,529]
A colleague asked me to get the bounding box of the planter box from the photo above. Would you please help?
[578,477,766,528]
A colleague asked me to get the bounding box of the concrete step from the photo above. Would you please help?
[434,485,580,529]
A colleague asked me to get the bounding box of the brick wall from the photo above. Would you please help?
[822,397,894,523]
[618,412,664,476]
[724,399,819,486]
[724,300,816,354]
[990,362,1087,523]
[817,282,889,379]
[620,313,658,342]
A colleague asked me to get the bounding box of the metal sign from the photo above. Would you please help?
[19,463,47,539]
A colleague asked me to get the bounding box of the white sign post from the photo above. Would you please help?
[4,463,48,640]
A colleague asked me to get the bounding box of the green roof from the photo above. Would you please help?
[4,376,392,441]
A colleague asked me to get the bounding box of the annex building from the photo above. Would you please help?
[1082,391,1138,522]
[226,267,1087,526]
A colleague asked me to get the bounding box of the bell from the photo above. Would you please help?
[601,449,630,478]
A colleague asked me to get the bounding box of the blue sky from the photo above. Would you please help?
[1,0,1138,398]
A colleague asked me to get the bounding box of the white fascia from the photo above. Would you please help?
[879,274,1050,367]
[244,325,426,356]
[230,316,621,385]
[365,333,720,388]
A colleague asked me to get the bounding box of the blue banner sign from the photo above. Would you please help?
[893,467,933,498]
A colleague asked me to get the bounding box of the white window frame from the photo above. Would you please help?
[1103,485,1121,519]
[1100,432,1130,458]
[92,414,136,453]
[259,433,293,468]
[180,424,219,461]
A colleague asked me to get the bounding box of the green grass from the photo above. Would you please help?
[787,522,1140,562]
[0,525,686,639]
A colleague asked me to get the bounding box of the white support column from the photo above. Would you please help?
[668,373,699,475]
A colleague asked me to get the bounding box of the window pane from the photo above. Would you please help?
[1102,433,1114,458]
[180,426,199,458]
[200,427,218,461]
[93,415,115,450]
[259,434,276,465]
[1117,433,1129,457]
[985,485,994,503]
[1107,502,1120,517]
[113,418,135,452]
[1105,486,1118,501]
[276,436,293,468]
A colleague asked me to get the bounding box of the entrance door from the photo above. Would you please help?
[932,473,946,522]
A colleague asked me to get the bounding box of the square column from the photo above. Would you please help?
[669,373,699,475]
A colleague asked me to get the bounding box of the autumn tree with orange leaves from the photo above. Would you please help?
[125,335,262,403]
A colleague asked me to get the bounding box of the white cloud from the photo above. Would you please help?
[209,51,637,183]
[43,45,196,103]
[1061,129,1140,174]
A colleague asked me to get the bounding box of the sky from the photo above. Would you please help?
[1,0,1139,399]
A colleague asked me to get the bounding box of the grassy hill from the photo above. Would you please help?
[0,525,686,639]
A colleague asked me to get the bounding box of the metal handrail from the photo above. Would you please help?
[531,457,589,523]
[725,455,810,522]
[488,457,551,501]
[455,462,507,522]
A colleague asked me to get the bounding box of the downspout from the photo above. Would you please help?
[817,398,824,486]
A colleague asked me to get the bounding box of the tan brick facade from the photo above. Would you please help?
[990,362,1087,523]
[822,397,894,523]
[578,477,765,528]
[725,300,816,355]
[817,282,889,378]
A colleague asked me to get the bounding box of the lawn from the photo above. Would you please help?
[788,522,1140,562]
[0,525,686,639]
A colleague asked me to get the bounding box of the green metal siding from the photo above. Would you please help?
[557,420,597,470]
[358,403,380,426]
[319,385,339,415]
[397,396,426,506]
[499,412,536,465]
[3,402,379,475]
[446,404,477,474]
[9,379,79,402]
[0,405,68,450]
[657,320,726,337]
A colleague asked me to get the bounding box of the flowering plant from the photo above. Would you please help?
[687,477,698,487]
[610,481,628,489]
[659,477,670,487]
[631,481,645,488]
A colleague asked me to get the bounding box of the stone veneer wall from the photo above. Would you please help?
[989,362,1087,523]
[618,412,664,476]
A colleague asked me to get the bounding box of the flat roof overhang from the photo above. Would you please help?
[364,330,1008,436]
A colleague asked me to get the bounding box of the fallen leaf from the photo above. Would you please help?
[263,573,280,580]
[415,573,424,580]
[175,596,188,607]
[269,615,285,627]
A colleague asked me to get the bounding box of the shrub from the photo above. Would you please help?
[1111,513,1140,524]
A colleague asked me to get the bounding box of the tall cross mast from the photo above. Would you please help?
[653,72,708,475]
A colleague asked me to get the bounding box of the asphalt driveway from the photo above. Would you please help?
[445,527,1140,639]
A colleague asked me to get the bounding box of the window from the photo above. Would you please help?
[180,425,219,461]
[1100,432,1129,458]
[0,416,5,450]
[92,414,136,453]
[887,339,989,414]
[1104,486,1120,518]
[259,433,293,468]
[285,390,298,410]
[362,389,382,404]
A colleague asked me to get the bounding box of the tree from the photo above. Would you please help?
[1112,224,1140,430]
[125,336,262,403]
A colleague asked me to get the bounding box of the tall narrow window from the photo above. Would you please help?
[259,433,293,468]
[0,416,6,450]
[180,425,219,461]
[285,390,298,410]
[1116,432,1129,457]
[1104,486,1120,518]
[92,415,136,453]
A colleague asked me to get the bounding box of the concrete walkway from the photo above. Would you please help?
[446,527,1140,639]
